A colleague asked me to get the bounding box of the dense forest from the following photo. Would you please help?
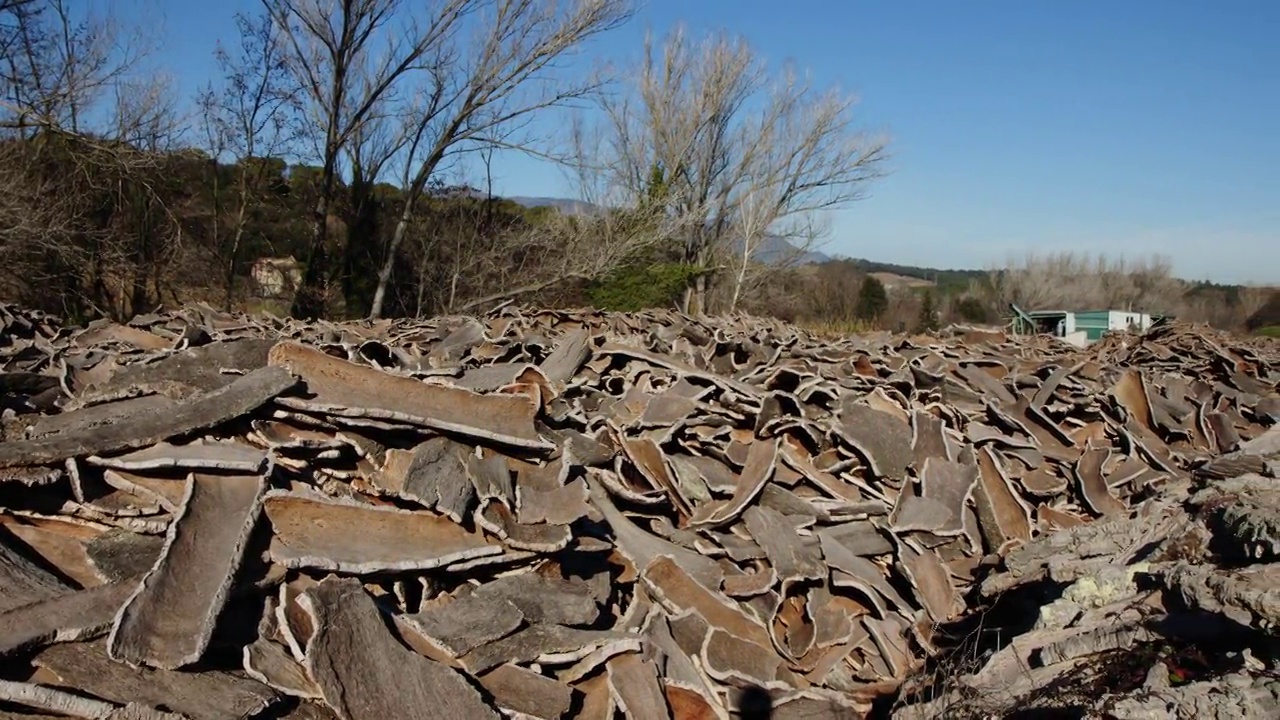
[0,0,1272,334]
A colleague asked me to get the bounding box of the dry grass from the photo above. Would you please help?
[798,317,879,337]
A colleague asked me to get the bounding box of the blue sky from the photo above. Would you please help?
[123,0,1278,284]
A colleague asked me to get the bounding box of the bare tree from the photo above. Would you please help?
[724,189,826,312]
[339,97,410,312]
[199,10,301,309]
[397,139,678,316]
[366,0,634,319]
[987,251,1185,316]
[261,0,480,319]
[1236,285,1273,329]
[587,26,889,315]
[0,0,186,319]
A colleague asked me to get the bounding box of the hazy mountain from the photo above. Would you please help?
[506,196,602,216]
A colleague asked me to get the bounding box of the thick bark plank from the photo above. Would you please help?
[267,341,551,451]
[25,395,176,441]
[742,505,825,589]
[34,641,279,720]
[263,491,501,573]
[82,338,277,400]
[298,577,500,720]
[108,471,266,670]
[0,366,297,468]
[0,578,136,657]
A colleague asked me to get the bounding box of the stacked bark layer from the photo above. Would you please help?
[0,302,1276,719]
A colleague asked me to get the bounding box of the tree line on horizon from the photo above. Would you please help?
[0,0,1270,334]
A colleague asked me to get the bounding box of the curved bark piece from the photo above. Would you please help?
[398,594,525,659]
[243,636,323,700]
[0,366,298,469]
[517,462,591,526]
[1074,443,1126,517]
[837,403,912,482]
[889,493,956,535]
[88,441,267,474]
[298,577,501,720]
[911,410,952,466]
[1016,465,1068,497]
[467,448,515,506]
[607,653,673,720]
[1110,369,1155,432]
[586,476,723,590]
[956,363,1017,405]
[0,530,70,613]
[540,328,592,385]
[742,505,825,590]
[700,628,787,690]
[371,437,476,523]
[476,500,572,552]
[267,341,551,452]
[819,534,911,615]
[263,491,501,573]
[0,514,104,589]
[897,539,962,625]
[816,522,893,558]
[458,623,635,675]
[108,471,267,670]
[687,436,780,529]
[973,446,1033,549]
[619,434,692,517]
[467,569,602,627]
[919,457,978,536]
[640,555,773,650]
[477,663,576,720]
[722,562,778,598]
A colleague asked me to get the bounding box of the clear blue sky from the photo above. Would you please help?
[125,0,1279,284]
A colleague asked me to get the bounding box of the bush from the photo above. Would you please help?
[585,262,703,312]
[954,296,992,324]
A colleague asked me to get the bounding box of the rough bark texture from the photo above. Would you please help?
[0,302,1276,719]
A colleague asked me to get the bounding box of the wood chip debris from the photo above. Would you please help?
[0,301,1277,718]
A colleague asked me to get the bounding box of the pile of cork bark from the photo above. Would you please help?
[0,301,1276,719]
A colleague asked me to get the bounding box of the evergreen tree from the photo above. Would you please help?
[916,290,940,333]
[855,276,888,321]
[954,295,991,324]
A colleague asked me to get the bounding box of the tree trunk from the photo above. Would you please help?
[290,199,330,320]
[340,176,380,316]
[291,119,342,319]
[368,192,417,320]
[224,176,250,312]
